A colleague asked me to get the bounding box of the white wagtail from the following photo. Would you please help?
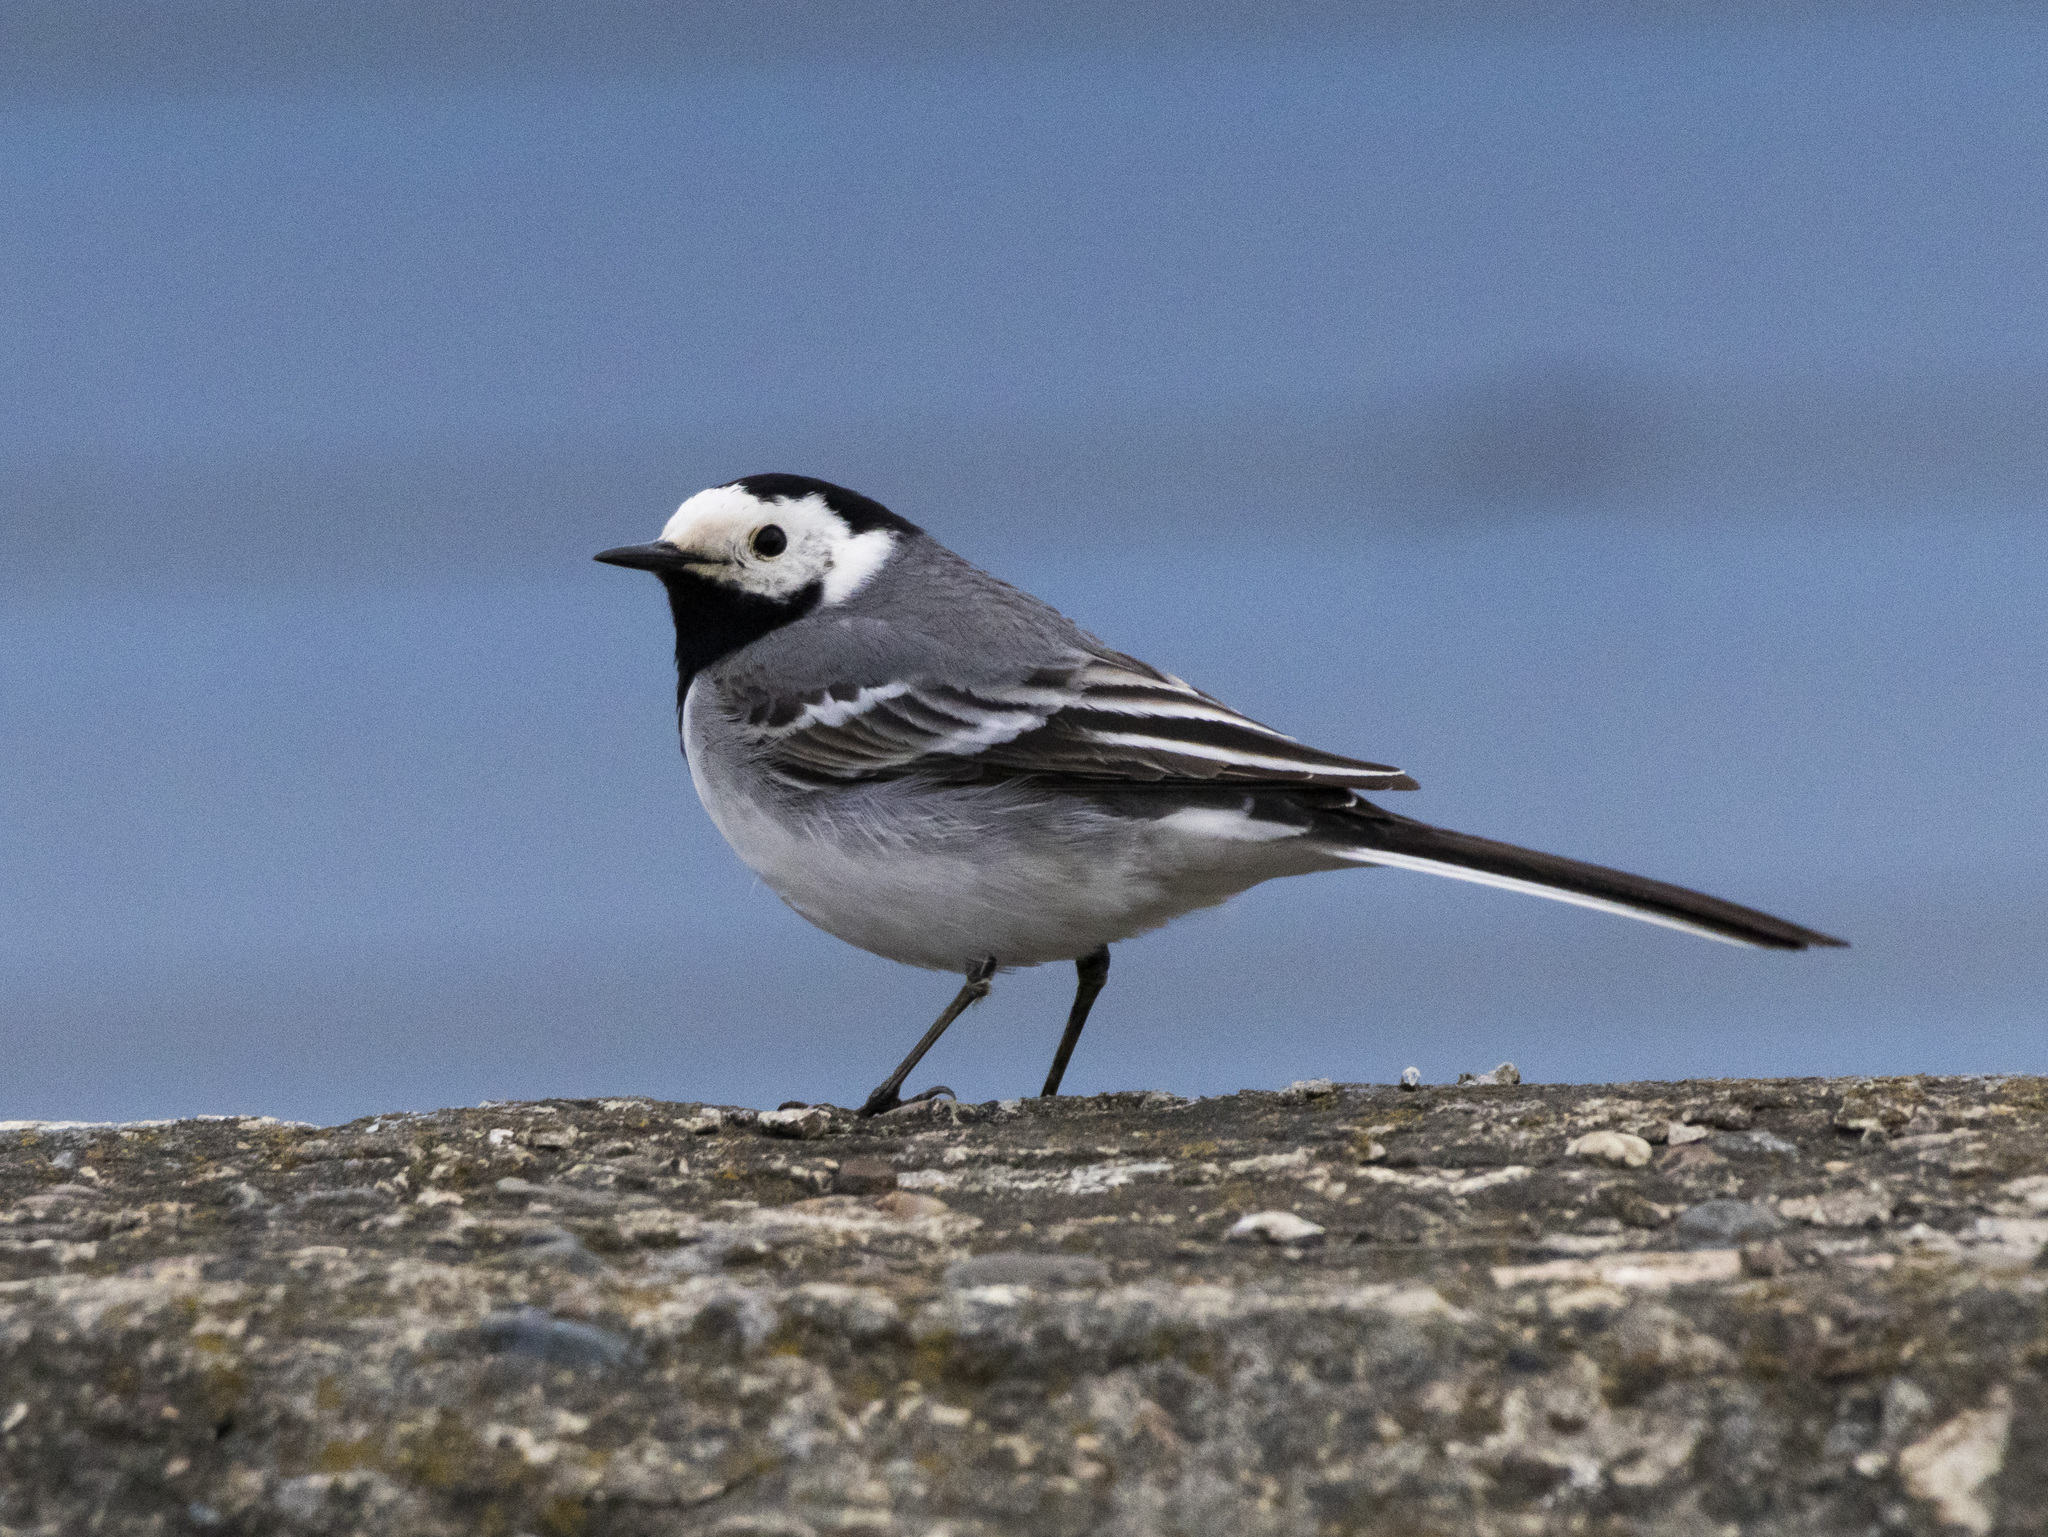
[598,474,1845,1115]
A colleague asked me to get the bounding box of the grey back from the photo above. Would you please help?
[709,534,1101,696]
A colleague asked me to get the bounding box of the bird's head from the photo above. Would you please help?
[596,473,921,684]
[596,473,916,605]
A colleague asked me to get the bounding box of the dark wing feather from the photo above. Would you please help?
[721,652,1419,791]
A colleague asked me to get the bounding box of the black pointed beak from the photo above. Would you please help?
[594,542,686,572]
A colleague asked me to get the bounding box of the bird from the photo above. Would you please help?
[597,473,1845,1116]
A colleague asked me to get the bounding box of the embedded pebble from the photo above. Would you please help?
[944,1253,1110,1289]
[1779,1188,1894,1228]
[1741,1239,1792,1277]
[1675,1199,1785,1247]
[492,1177,615,1209]
[872,1190,950,1218]
[1278,1078,1338,1104]
[1227,1211,1327,1245]
[830,1157,899,1195]
[1566,1130,1654,1167]
[758,1106,831,1140]
[1457,1062,1521,1086]
[474,1307,633,1368]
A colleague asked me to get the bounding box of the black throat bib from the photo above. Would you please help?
[661,570,822,705]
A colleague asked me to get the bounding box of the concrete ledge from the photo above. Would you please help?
[2,1074,2045,1535]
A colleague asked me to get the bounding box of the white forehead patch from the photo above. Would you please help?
[657,484,897,607]
[659,484,775,549]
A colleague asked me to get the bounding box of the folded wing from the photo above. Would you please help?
[723,650,1419,790]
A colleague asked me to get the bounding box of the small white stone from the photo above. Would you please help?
[1667,1121,1711,1146]
[1227,1211,1327,1245]
[1458,1062,1521,1087]
[758,1107,830,1140]
[1567,1130,1654,1168]
[1399,1067,1423,1090]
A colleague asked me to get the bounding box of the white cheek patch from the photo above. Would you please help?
[658,485,898,607]
[820,528,895,606]
[728,541,831,601]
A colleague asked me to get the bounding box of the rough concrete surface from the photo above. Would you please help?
[4,1074,2048,1536]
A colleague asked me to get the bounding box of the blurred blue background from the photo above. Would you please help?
[4,3,2044,1124]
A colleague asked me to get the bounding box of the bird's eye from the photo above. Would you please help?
[751,525,787,558]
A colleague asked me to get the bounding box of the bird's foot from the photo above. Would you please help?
[856,1084,956,1119]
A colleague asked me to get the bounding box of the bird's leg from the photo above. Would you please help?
[1039,946,1111,1098]
[857,956,997,1117]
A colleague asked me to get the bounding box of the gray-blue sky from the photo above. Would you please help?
[3,5,2044,1122]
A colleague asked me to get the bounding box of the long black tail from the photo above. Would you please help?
[1332,806,1847,950]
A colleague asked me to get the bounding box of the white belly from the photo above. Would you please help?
[682,684,1343,972]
